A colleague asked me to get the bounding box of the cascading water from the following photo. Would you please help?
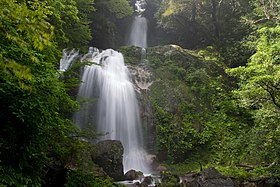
[128,0,148,48]
[59,49,79,72]
[73,48,151,174]
[127,0,155,155]
[67,0,152,176]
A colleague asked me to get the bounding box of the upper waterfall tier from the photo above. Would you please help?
[128,16,148,48]
[135,0,147,14]
[127,0,148,48]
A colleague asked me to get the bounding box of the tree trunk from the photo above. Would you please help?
[211,0,220,39]
[191,0,197,22]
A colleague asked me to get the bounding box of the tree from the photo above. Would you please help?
[0,0,77,185]
[90,0,133,48]
[227,25,280,168]
[46,0,94,51]
[245,0,280,26]
[154,0,251,49]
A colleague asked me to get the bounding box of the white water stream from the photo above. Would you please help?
[59,49,79,72]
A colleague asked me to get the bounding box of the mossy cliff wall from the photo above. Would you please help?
[120,45,227,162]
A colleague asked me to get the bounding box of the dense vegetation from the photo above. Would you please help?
[123,0,280,182]
[0,0,279,186]
[0,0,131,186]
[90,0,133,49]
[145,0,280,180]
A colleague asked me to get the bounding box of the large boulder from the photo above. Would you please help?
[180,167,234,187]
[125,169,143,180]
[197,167,234,187]
[91,140,125,181]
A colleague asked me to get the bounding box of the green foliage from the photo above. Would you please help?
[154,0,251,48]
[161,161,202,176]
[145,46,227,162]
[46,0,94,50]
[1,0,280,184]
[107,0,133,19]
[119,46,143,65]
[154,104,213,161]
[115,0,280,181]
[65,170,124,187]
[216,165,279,180]
[156,171,179,187]
[226,26,280,170]
[244,0,279,27]
[91,0,133,48]
[0,0,97,185]
[144,21,280,178]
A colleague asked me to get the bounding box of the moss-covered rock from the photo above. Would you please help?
[120,45,144,65]
[44,138,111,186]
[91,140,125,181]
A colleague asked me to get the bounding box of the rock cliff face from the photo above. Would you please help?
[121,45,227,161]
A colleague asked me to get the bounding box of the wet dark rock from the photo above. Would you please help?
[91,140,125,181]
[242,181,258,187]
[44,168,68,187]
[156,165,168,173]
[262,178,280,187]
[125,169,142,180]
[126,181,141,187]
[198,167,234,187]
[160,171,181,187]
[180,173,200,187]
[180,167,235,187]
[141,176,153,186]
[235,178,280,187]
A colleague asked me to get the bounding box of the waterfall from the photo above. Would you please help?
[73,48,151,174]
[128,0,148,48]
[69,0,152,176]
[128,16,148,48]
[59,49,79,72]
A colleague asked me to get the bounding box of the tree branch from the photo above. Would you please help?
[259,82,280,109]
